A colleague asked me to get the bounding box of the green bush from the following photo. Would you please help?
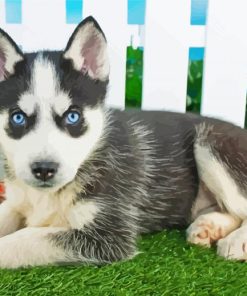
[186,60,203,113]
[125,46,143,108]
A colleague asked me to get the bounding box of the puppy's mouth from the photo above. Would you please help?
[25,179,58,190]
[38,183,54,188]
[21,171,72,191]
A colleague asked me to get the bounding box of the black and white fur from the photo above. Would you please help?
[0,16,246,268]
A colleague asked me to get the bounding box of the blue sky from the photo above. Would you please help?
[5,0,22,23]
[191,0,208,25]
[128,0,207,25]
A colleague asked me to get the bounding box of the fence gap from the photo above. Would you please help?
[245,94,247,128]
[186,47,204,113]
[125,46,143,108]
[66,0,83,24]
[5,0,22,23]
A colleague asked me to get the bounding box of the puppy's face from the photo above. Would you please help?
[0,17,109,190]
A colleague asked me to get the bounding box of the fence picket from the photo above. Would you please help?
[142,0,191,112]
[21,0,73,52]
[83,0,128,108]
[201,0,247,127]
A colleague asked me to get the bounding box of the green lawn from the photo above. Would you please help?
[1,230,247,295]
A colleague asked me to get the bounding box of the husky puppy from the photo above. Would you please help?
[0,16,246,268]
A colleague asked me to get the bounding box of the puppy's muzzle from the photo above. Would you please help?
[31,162,59,182]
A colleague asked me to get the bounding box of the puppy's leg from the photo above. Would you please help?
[187,122,247,248]
[0,225,137,268]
[0,202,23,237]
[187,211,241,247]
[194,122,247,220]
[187,181,241,247]
[0,227,70,268]
[217,222,247,260]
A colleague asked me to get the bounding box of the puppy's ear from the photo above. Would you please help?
[63,16,109,81]
[0,29,24,81]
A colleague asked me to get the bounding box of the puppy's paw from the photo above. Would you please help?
[217,227,247,261]
[187,212,240,248]
[187,217,222,247]
[0,235,20,268]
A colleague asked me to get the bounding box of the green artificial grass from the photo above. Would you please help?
[1,230,247,295]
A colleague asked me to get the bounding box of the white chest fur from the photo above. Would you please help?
[4,180,99,229]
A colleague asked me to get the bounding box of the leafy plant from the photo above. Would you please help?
[125,46,143,108]
[186,60,203,113]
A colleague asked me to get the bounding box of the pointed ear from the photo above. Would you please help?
[0,29,24,81]
[63,16,109,81]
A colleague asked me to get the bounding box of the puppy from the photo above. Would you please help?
[0,16,245,268]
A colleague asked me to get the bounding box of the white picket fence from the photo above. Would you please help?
[0,0,247,126]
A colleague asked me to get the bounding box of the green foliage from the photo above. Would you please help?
[1,230,247,295]
[125,46,143,108]
[186,60,203,113]
[125,47,203,112]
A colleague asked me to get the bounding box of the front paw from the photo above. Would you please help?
[0,227,69,269]
[217,226,247,261]
[187,217,222,247]
[0,228,40,268]
[0,235,20,268]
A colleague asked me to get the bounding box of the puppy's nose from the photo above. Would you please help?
[31,162,58,182]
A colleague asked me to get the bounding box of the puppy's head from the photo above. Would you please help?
[0,16,109,190]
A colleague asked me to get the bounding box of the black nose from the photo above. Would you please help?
[31,162,59,182]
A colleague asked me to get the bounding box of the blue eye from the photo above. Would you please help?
[11,113,26,126]
[65,111,80,124]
